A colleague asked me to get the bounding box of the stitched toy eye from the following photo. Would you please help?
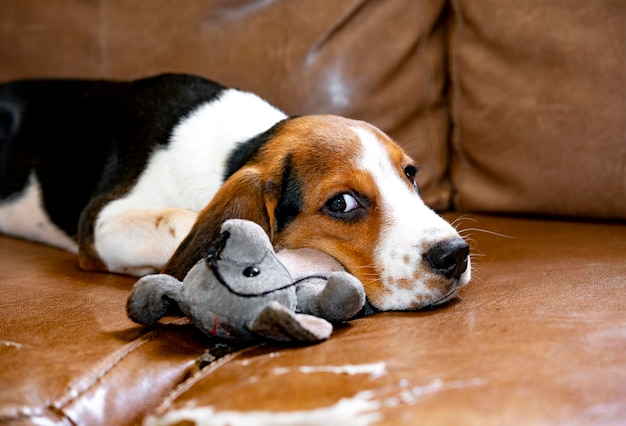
[325,193,360,214]
[243,266,260,277]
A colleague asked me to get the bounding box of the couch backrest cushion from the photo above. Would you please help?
[0,0,452,210]
[449,0,626,219]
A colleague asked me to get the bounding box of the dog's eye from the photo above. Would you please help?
[325,193,359,214]
[403,165,420,193]
[404,165,418,181]
[323,192,369,222]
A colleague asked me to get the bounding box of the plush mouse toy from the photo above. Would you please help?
[127,219,365,343]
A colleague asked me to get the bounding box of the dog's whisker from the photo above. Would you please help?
[451,214,514,240]
[460,235,478,244]
[459,227,515,239]
[350,264,378,271]
[450,214,477,230]
[356,274,381,280]
[469,254,487,259]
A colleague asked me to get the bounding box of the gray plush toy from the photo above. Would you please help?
[127,219,365,343]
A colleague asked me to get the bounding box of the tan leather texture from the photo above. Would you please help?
[145,215,626,425]
[449,0,626,219]
[0,237,212,425]
[2,215,625,424]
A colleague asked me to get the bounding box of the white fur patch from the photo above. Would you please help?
[0,173,78,253]
[102,89,287,216]
[94,89,287,274]
[351,126,471,310]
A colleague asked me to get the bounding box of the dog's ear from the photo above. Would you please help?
[162,168,278,280]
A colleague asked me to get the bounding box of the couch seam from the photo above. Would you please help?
[415,0,440,206]
[48,317,191,414]
[449,0,466,209]
[0,406,72,425]
[95,0,110,77]
[148,344,262,417]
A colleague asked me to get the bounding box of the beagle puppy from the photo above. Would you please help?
[0,74,470,312]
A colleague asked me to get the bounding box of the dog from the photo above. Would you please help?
[0,73,470,312]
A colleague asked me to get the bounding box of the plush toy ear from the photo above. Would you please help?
[126,274,184,325]
[161,168,277,280]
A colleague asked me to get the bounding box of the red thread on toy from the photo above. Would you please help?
[210,313,219,335]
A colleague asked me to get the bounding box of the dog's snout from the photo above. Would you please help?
[424,238,469,280]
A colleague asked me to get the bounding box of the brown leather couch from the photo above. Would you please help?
[1,1,625,425]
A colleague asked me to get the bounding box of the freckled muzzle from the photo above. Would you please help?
[423,238,470,280]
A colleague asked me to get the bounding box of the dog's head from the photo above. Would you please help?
[163,115,470,311]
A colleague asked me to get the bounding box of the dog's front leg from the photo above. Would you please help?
[82,208,197,276]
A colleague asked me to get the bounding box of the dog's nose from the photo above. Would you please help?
[424,238,470,280]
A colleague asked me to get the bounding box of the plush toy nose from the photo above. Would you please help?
[219,219,274,264]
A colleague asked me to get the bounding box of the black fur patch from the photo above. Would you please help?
[0,103,18,142]
[0,74,226,236]
[0,100,25,200]
[223,118,288,181]
[274,155,303,232]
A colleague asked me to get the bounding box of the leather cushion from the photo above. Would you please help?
[0,237,210,426]
[449,0,626,219]
[143,215,626,424]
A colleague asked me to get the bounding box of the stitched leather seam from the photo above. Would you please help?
[0,406,73,425]
[149,344,262,417]
[49,317,190,413]
[0,407,42,422]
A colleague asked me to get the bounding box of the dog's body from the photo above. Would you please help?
[0,74,470,311]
